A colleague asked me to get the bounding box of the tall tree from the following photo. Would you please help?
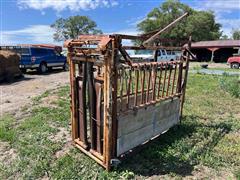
[51,16,102,41]
[137,0,222,42]
[220,34,229,40]
[232,30,240,40]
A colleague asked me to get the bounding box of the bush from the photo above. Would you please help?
[219,74,240,98]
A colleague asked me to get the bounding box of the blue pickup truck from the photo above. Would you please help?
[0,45,68,73]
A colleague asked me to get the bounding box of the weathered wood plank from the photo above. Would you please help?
[117,124,153,156]
[117,97,180,156]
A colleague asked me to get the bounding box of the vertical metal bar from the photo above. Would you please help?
[166,62,172,97]
[171,62,177,95]
[162,63,167,97]
[87,62,97,150]
[69,53,78,141]
[177,61,183,93]
[78,62,88,146]
[125,70,128,97]
[134,68,139,106]
[152,64,157,101]
[111,39,118,159]
[141,65,146,104]
[78,62,83,76]
[103,53,112,170]
[157,64,163,99]
[180,36,191,120]
[131,69,134,95]
[146,65,152,103]
[95,81,103,154]
[119,68,124,111]
[126,68,132,109]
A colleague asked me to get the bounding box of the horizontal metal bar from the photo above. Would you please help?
[119,93,182,115]
[123,46,182,50]
[129,61,181,68]
[89,149,104,161]
[111,34,146,40]
[75,141,106,168]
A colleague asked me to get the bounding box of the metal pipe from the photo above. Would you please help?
[143,12,188,46]
[87,62,97,150]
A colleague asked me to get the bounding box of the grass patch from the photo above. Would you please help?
[211,67,240,72]
[190,62,240,73]
[0,116,16,143]
[0,74,239,179]
[0,86,70,179]
[32,90,51,103]
[219,74,240,98]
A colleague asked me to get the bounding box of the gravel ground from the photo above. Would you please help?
[0,70,69,116]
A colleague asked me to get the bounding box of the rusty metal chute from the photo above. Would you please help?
[65,13,192,170]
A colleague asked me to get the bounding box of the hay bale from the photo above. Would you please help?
[0,50,22,81]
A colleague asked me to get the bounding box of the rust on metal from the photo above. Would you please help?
[65,13,191,171]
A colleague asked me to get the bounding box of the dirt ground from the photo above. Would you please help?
[0,70,69,117]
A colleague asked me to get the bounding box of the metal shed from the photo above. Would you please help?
[189,40,240,62]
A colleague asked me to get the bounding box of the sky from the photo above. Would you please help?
[0,0,239,45]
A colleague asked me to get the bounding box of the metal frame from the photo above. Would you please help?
[65,13,193,171]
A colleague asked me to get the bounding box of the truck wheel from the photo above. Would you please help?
[231,63,239,69]
[38,62,48,74]
[63,63,69,71]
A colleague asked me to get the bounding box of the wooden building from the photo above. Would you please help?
[190,40,240,62]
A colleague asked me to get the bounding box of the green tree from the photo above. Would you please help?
[137,0,222,42]
[232,30,240,40]
[221,34,229,40]
[51,16,102,41]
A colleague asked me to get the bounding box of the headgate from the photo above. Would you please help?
[65,12,195,170]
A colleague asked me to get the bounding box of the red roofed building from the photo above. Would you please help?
[190,40,240,62]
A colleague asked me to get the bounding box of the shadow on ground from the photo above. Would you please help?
[0,75,33,85]
[116,115,232,177]
[0,69,66,85]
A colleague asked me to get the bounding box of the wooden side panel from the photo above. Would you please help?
[117,97,180,156]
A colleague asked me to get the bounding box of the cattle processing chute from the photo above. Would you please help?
[65,12,195,170]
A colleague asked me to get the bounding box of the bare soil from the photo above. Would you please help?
[0,70,69,117]
[0,141,17,166]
